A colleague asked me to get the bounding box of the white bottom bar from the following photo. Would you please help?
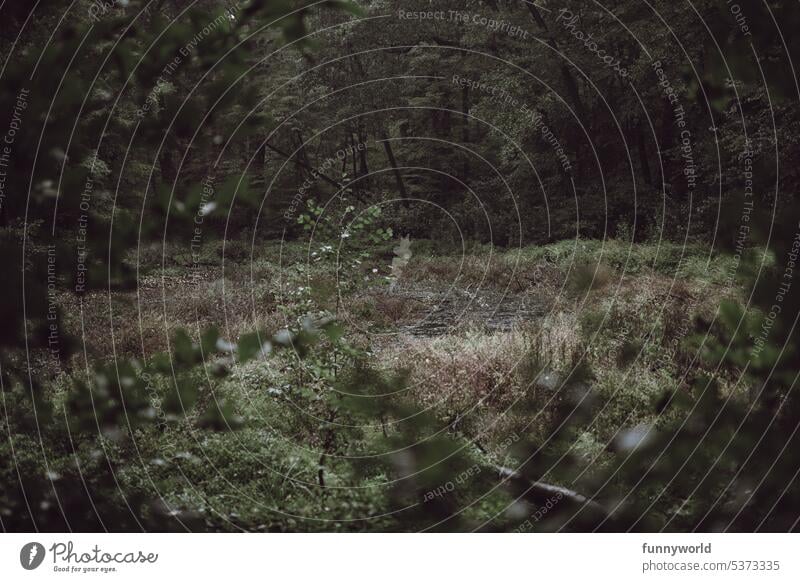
[0,533,796,581]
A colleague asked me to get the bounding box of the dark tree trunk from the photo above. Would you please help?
[293,128,310,169]
[159,149,177,187]
[381,134,408,200]
[525,3,585,182]
[351,132,357,179]
[341,137,348,178]
[636,123,652,186]
[462,83,470,179]
[660,102,675,193]
[157,93,178,187]
[525,3,585,121]
[357,125,369,183]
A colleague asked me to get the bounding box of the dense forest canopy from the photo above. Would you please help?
[4,0,797,246]
[2,0,800,532]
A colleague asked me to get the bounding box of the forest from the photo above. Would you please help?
[1,0,800,532]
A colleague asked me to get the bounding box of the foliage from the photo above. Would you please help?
[2,0,799,533]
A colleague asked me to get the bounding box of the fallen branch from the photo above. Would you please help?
[495,465,607,518]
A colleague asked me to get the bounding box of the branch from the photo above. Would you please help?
[525,2,549,31]
[495,465,607,517]
[263,142,343,190]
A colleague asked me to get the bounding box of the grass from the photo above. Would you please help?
[20,235,747,530]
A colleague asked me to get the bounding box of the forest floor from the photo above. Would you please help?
[38,237,743,530]
[58,236,735,356]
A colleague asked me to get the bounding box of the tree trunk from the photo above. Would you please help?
[157,94,178,187]
[159,149,177,187]
[462,83,470,179]
[525,4,586,121]
[381,134,408,200]
[525,3,585,182]
[357,124,369,185]
[351,132,357,179]
[636,122,652,186]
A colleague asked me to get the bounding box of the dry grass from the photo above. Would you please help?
[372,294,424,323]
[522,311,582,368]
[399,253,563,294]
[373,262,730,448]
[378,316,585,445]
[342,293,424,328]
[382,330,534,443]
[58,268,280,362]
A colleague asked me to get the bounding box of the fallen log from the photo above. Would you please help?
[495,465,608,520]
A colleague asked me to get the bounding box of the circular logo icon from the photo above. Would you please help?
[20,542,46,570]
